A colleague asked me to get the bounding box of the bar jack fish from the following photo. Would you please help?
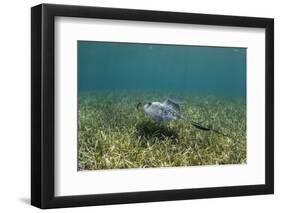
[137,99,232,139]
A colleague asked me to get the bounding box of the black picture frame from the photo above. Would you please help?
[31,3,274,209]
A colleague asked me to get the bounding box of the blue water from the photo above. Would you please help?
[78,41,246,98]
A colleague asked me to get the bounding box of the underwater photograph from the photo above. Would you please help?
[77,41,247,171]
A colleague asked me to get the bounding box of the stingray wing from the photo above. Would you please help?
[163,99,181,115]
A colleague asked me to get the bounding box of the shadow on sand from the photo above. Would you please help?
[135,120,178,143]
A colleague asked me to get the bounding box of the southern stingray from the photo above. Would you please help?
[137,99,232,139]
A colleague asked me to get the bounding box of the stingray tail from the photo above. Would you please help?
[190,121,211,131]
[189,120,234,140]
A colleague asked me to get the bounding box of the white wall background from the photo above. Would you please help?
[0,0,279,212]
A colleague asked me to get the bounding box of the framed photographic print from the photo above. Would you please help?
[31,3,274,209]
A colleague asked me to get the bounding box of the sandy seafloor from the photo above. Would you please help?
[78,91,246,171]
